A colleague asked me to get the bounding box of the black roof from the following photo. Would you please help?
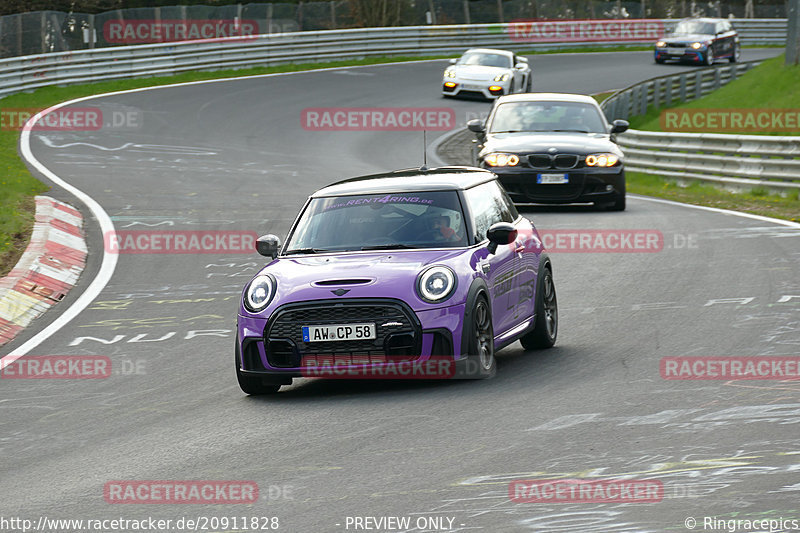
[312,166,497,197]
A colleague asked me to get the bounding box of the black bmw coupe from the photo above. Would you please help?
[468,93,629,211]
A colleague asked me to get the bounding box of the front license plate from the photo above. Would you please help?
[302,323,376,342]
[537,173,569,184]
[463,84,484,90]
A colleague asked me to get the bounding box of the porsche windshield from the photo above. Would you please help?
[285,191,469,253]
[489,101,607,134]
[457,52,512,68]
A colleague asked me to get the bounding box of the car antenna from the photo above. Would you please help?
[420,130,429,171]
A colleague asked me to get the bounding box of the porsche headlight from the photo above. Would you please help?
[417,266,456,303]
[656,41,667,48]
[444,69,456,78]
[484,153,520,167]
[585,153,619,167]
[493,73,510,82]
[244,274,276,312]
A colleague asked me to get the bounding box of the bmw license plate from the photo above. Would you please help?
[302,323,376,342]
[537,173,569,184]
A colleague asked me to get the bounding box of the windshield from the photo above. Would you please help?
[457,52,512,68]
[673,20,716,35]
[285,191,468,253]
[489,101,608,134]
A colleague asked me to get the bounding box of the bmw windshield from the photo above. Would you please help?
[489,101,608,134]
[285,191,469,253]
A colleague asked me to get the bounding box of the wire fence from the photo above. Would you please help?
[0,0,788,59]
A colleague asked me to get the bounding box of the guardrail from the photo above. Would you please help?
[601,62,800,193]
[0,19,789,99]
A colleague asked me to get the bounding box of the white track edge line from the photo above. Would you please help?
[630,194,800,229]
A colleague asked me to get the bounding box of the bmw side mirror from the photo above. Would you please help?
[611,119,629,134]
[486,222,518,255]
[256,234,281,259]
[467,118,486,134]
[449,58,457,64]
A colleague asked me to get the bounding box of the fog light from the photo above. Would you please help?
[606,184,614,191]
[489,85,503,92]
[444,82,456,88]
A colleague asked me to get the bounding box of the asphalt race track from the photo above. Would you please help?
[2,49,799,532]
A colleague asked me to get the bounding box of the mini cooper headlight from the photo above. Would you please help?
[656,41,666,47]
[493,73,510,82]
[417,266,456,303]
[484,153,520,167]
[585,153,619,167]
[244,274,276,312]
[444,69,456,78]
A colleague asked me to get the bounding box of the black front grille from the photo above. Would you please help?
[668,43,688,48]
[528,154,552,169]
[265,299,422,367]
[554,154,579,169]
[528,154,581,170]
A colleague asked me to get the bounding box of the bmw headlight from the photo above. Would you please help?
[691,42,705,49]
[484,153,520,167]
[244,274,276,312]
[444,69,456,78]
[493,73,510,82]
[656,41,666,48]
[585,153,619,167]
[417,266,456,303]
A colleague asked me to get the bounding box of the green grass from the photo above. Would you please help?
[627,172,800,222]
[629,54,800,135]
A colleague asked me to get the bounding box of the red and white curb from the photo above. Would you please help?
[0,196,86,346]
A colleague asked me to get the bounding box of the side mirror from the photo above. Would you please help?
[449,58,457,64]
[610,119,629,134]
[467,118,485,133]
[486,222,518,255]
[256,234,281,259]
[515,62,527,69]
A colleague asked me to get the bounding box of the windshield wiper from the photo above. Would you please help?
[361,244,417,251]
[551,129,591,133]
[284,247,331,255]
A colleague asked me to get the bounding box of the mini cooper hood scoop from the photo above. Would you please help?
[267,250,463,291]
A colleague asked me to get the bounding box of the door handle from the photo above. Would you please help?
[481,262,491,274]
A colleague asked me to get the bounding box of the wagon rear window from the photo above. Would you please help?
[285,191,468,253]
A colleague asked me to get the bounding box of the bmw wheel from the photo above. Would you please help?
[520,266,558,350]
[705,48,714,66]
[729,44,740,63]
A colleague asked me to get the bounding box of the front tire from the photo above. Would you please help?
[235,338,282,395]
[705,48,714,66]
[520,266,558,350]
[460,295,496,378]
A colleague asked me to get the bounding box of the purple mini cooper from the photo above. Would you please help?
[235,167,557,394]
